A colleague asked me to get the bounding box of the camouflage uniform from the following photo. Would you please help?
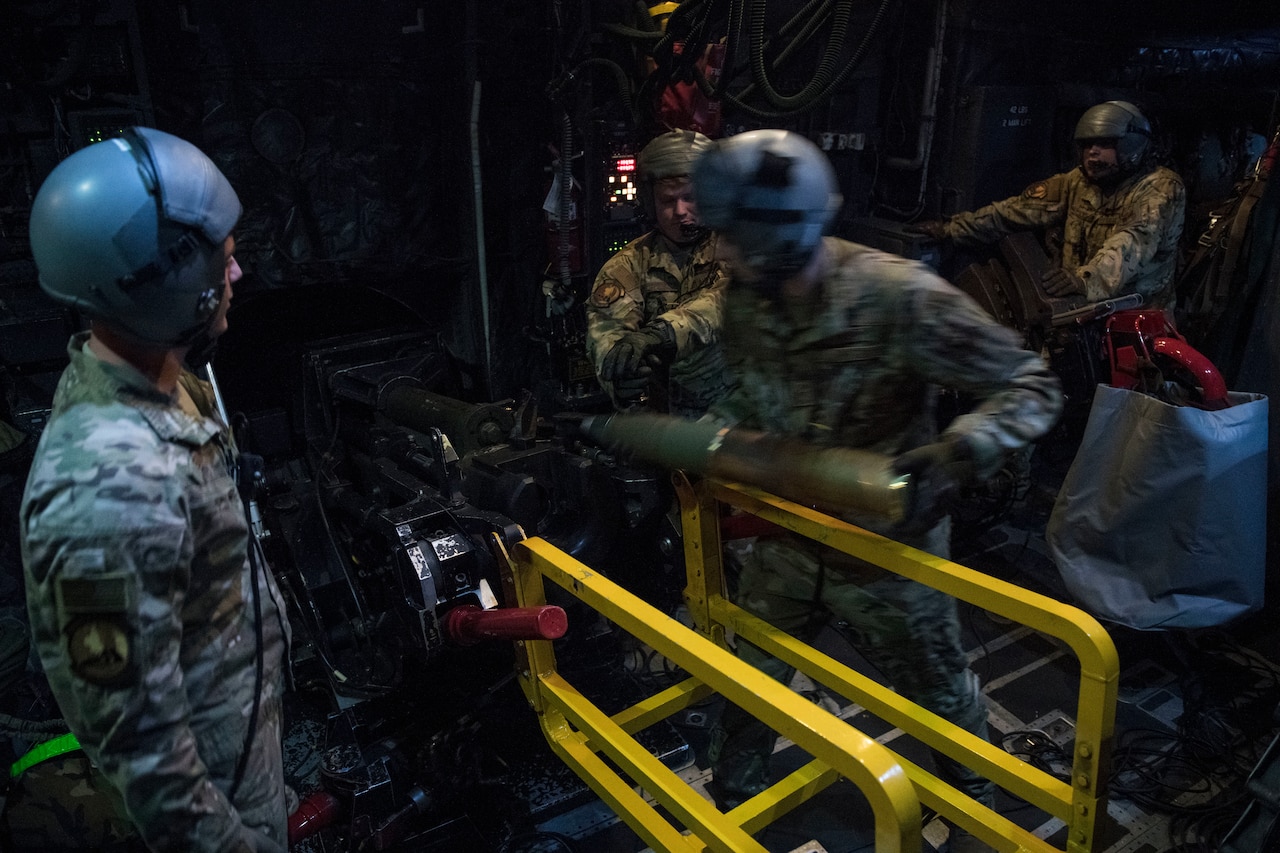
[3,753,140,851]
[706,238,1062,803]
[586,230,729,417]
[19,333,292,853]
[943,165,1186,309]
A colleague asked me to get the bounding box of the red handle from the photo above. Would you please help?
[444,604,568,645]
[288,791,341,845]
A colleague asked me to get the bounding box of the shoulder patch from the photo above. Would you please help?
[65,616,132,686]
[1022,173,1065,203]
[591,282,625,308]
[57,572,133,615]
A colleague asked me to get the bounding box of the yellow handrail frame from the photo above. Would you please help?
[500,470,1118,853]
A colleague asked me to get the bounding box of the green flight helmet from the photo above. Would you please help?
[637,128,713,221]
[692,129,842,279]
[28,127,242,347]
[1074,100,1151,170]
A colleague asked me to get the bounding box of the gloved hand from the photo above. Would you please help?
[891,438,974,536]
[611,366,654,404]
[1041,267,1086,297]
[599,322,676,382]
[905,220,948,242]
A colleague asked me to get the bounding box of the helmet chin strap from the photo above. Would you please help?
[116,230,204,291]
[743,237,826,302]
[182,325,220,368]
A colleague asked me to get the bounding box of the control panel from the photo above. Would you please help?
[602,144,645,257]
[605,151,641,220]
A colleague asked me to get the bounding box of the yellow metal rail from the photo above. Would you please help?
[679,475,1119,853]
[505,532,923,853]
[501,470,1118,852]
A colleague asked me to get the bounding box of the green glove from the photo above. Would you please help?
[600,321,676,382]
[611,366,654,403]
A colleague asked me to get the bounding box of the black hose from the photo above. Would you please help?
[747,0,853,111]
[568,57,636,118]
[706,0,892,119]
[736,0,835,100]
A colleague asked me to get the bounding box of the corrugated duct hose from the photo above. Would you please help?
[686,0,891,119]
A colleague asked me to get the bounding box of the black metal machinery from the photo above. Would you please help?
[212,290,687,852]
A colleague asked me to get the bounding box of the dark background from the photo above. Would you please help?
[2,0,1278,419]
[3,5,1280,850]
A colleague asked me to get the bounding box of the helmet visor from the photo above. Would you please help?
[130,127,241,245]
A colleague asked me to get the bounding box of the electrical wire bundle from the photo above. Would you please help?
[1108,632,1280,852]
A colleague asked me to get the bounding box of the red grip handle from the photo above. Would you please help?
[288,791,341,845]
[444,604,568,645]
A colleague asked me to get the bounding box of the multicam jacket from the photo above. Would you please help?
[585,230,729,417]
[943,165,1186,309]
[20,333,291,853]
[709,238,1063,535]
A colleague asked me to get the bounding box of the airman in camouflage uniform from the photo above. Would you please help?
[586,129,730,418]
[706,237,1062,798]
[942,165,1185,307]
[921,100,1186,310]
[20,336,292,853]
[586,231,729,416]
[17,128,291,853]
[694,131,1062,853]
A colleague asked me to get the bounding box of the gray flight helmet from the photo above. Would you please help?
[28,127,242,347]
[1074,100,1151,170]
[692,129,842,279]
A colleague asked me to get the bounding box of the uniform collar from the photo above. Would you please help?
[68,332,224,447]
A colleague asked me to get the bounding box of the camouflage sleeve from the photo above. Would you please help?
[21,425,264,852]
[892,266,1064,479]
[585,249,646,403]
[1076,171,1187,302]
[944,174,1069,247]
[656,263,728,356]
[703,289,769,430]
